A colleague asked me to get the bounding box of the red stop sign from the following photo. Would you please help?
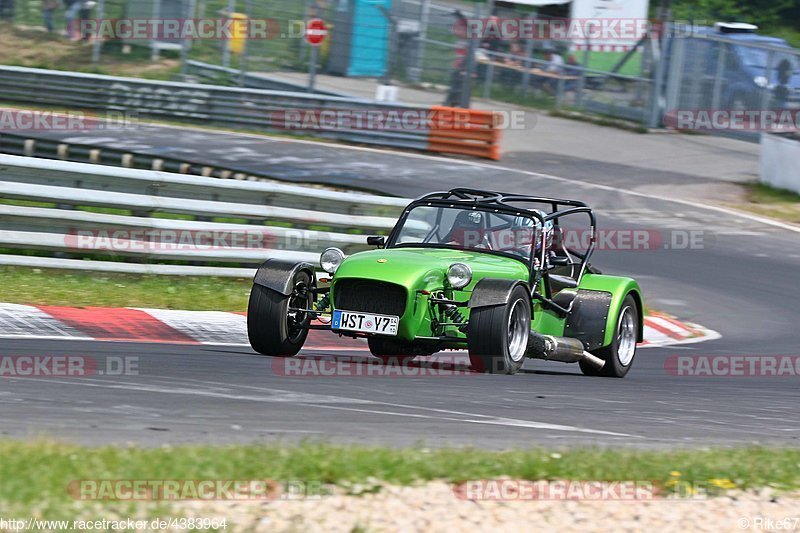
[305,19,328,46]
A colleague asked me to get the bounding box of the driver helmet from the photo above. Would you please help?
[513,210,553,254]
[448,210,485,248]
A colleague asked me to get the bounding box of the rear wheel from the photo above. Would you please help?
[247,271,312,357]
[580,294,638,377]
[368,337,418,364]
[468,285,531,374]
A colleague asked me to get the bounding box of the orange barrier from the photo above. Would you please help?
[427,106,502,160]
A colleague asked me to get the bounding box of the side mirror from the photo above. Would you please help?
[367,236,386,248]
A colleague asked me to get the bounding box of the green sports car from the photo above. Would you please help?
[247,189,644,377]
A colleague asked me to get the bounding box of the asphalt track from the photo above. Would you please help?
[2,124,799,448]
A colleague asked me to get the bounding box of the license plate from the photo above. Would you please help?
[332,310,399,336]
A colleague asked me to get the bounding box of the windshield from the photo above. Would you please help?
[735,45,797,71]
[391,205,545,261]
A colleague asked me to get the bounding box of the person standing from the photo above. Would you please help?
[78,0,95,40]
[42,0,58,33]
[63,0,81,39]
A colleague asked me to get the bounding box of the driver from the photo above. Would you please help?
[446,210,487,249]
[510,211,553,265]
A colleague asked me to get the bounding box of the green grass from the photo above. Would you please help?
[749,182,800,204]
[1,441,798,516]
[734,182,800,224]
[0,266,252,311]
[576,51,643,77]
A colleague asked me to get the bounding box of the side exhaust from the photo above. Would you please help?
[527,332,605,370]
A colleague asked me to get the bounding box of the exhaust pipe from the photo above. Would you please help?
[527,332,605,370]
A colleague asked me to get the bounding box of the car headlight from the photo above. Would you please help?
[447,263,472,289]
[320,247,345,274]
[754,76,769,88]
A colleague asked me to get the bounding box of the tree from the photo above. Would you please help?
[667,0,796,30]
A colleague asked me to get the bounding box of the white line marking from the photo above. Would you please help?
[0,334,95,341]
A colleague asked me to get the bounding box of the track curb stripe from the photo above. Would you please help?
[0,303,719,349]
[37,305,199,344]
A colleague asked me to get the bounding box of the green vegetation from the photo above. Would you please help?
[1,441,798,516]
[667,0,800,47]
[577,52,643,78]
[0,266,252,311]
[735,182,800,224]
[0,25,180,79]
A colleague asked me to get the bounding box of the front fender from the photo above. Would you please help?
[253,259,315,295]
[468,278,530,308]
[578,274,644,346]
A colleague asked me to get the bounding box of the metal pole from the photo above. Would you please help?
[309,44,319,92]
[91,0,106,65]
[378,6,396,87]
[180,0,197,77]
[411,0,431,83]
[662,30,683,120]
[520,25,534,97]
[222,0,236,68]
[555,77,565,108]
[239,0,252,86]
[760,50,775,109]
[483,61,494,99]
[460,5,480,108]
[647,0,672,128]
[710,44,726,110]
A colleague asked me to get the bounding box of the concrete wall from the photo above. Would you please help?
[760,132,800,194]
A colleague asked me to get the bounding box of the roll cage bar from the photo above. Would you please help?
[385,189,598,314]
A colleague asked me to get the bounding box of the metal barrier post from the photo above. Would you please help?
[222,0,236,68]
[91,0,106,65]
[238,0,252,87]
[411,0,431,83]
[379,6,398,85]
[576,37,590,108]
[180,0,197,77]
[520,32,534,97]
[647,24,669,128]
[458,5,480,108]
[711,44,727,110]
[760,50,775,109]
[555,77,565,108]
[483,61,494,100]
[663,34,684,124]
[309,45,319,92]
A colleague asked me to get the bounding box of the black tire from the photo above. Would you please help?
[580,294,638,378]
[368,337,418,364]
[468,285,531,375]
[247,271,312,357]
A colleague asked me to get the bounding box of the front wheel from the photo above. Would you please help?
[580,294,638,378]
[247,271,312,357]
[468,285,531,374]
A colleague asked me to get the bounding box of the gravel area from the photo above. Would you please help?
[179,482,800,533]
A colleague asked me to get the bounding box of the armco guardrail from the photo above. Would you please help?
[0,129,297,183]
[0,154,412,276]
[0,66,502,160]
[185,60,350,97]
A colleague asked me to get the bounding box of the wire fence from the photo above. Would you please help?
[3,1,798,134]
[4,0,654,123]
[664,29,800,140]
